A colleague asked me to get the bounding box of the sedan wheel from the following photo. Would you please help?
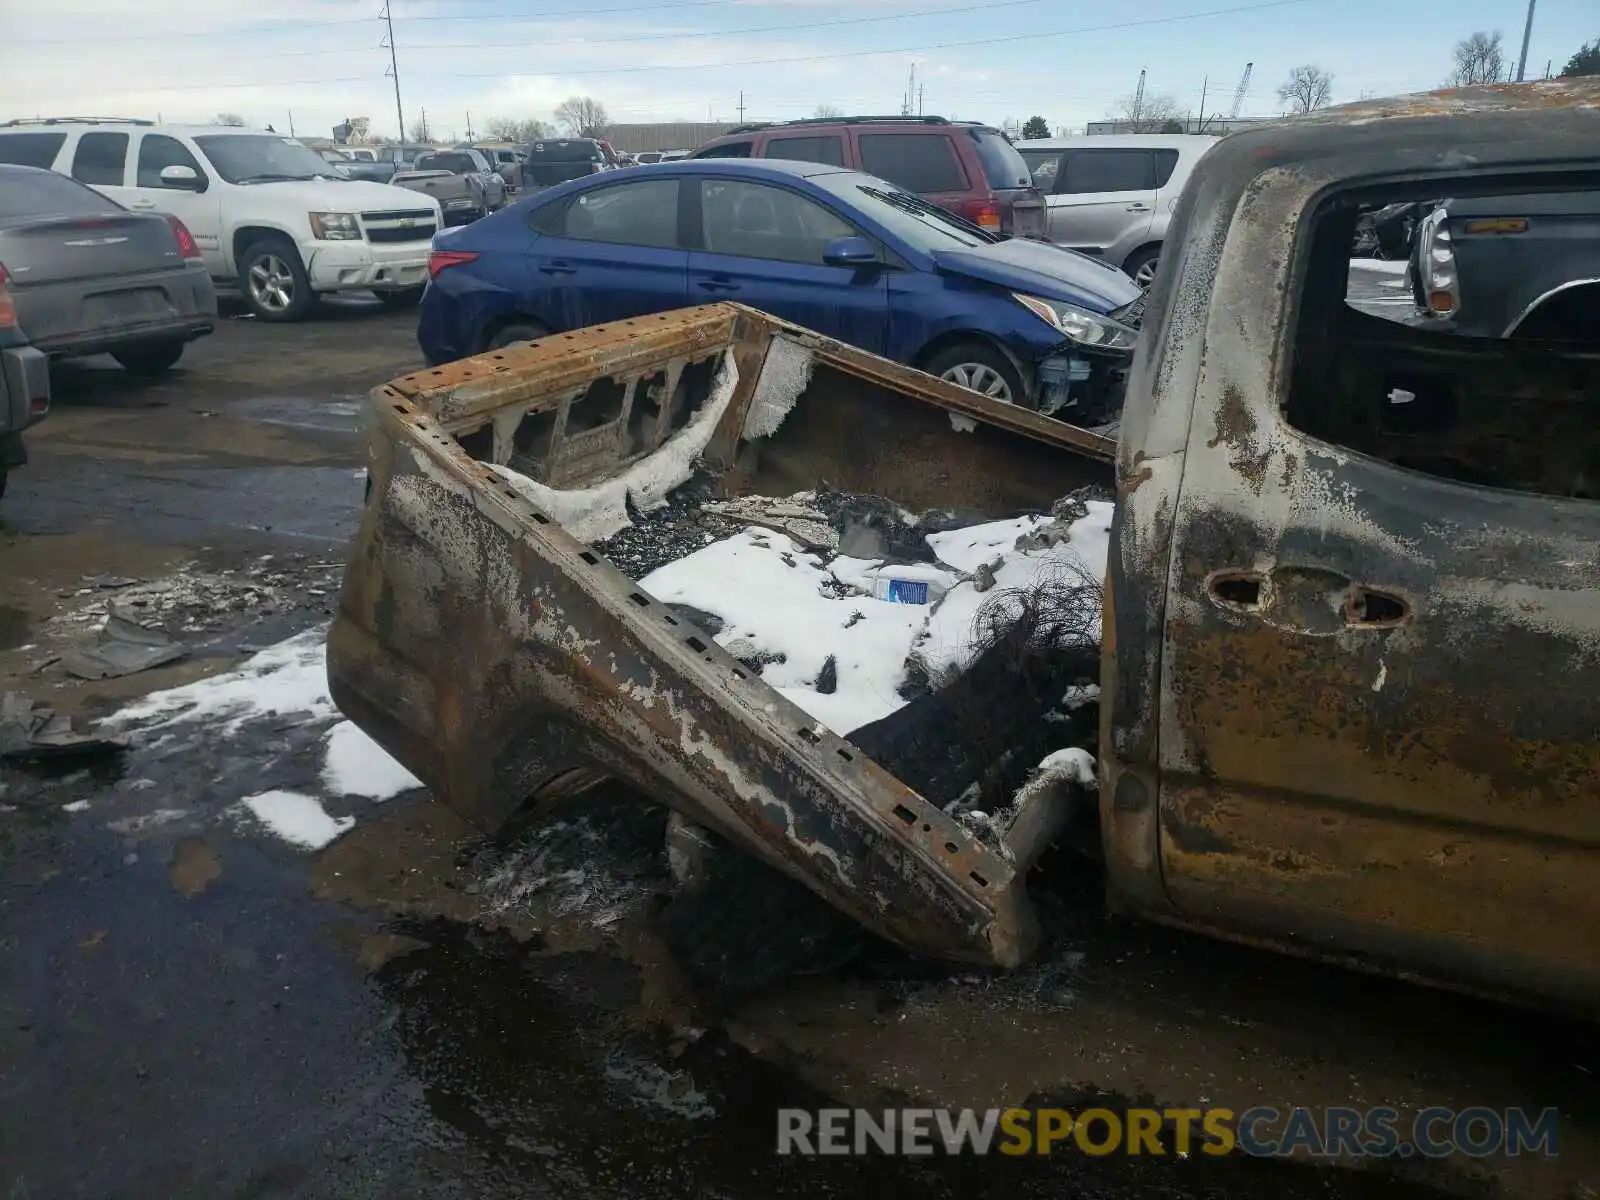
[939,361,1014,403]
[1132,255,1160,288]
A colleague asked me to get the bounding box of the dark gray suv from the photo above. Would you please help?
[1410,191,1600,340]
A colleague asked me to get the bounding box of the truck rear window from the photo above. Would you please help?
[529,141,604,162]
[0,133,67,170]
[968,129,1033,190]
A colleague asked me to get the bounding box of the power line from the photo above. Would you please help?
[428,0,1317,80]
[20,0,1314,94]
[78,0,1052,62]
[8,0,954,45]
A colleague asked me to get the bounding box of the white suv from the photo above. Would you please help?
[1014,134,1217,288]
[0,118,445,322]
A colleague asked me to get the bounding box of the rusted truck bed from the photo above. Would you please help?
[327,303,1112,968]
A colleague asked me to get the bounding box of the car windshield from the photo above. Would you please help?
[193,135,345,184]
[812,173,991,250]
[0,170,121,219]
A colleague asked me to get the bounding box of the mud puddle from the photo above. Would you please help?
[368,916,1469,1200]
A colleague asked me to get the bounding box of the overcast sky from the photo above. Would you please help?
[2,0,1592,143]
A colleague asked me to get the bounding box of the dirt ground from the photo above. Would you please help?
[1,295,1596,1200]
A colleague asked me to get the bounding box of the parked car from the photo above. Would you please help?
[419,158,1141,421]
[0,165,219,493]
[519,138,614,190]
[402,149,506,222]
[318,147,397,185]
[0,118,443,322]
[375,144,434,177]
[691,116,1046,240]
[471,144,524,193]
[1408,190,1600,340]
[1352,199,1431,260]
[1014,134,1215,287]
[635,151,664,165]
[658,149,690,162]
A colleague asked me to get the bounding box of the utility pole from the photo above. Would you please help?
[1515,0,1537,81]
[737,91,745,122]
[420,106,428,142]
[288,110,295,136]
[1196,77,1208,132]
[917,83,924,116]
[382,2,405,141]
[465,110,474,141]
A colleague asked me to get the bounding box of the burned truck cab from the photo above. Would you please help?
[1101,79,1600,1011]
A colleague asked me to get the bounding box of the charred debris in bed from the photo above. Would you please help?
[600,473,1109,820]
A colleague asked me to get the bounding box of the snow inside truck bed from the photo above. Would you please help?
[329,303,1117,970]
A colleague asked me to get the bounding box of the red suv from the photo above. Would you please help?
[691,116,1047,239]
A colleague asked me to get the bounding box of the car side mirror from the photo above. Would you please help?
[822,236,879,268]
[159,164,202,190]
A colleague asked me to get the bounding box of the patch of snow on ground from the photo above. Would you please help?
[322,720,423,800]
[1351,257,1411,275]
[107,627,333,734]
[240,790,353,850]
[641,527,943,733]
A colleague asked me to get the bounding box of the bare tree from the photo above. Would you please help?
[999,117,1022,141]
[1446,31,1508,86]
[812,104,843,119]
[407,113,432,142]
[1105,91,1186,134]
[214,112,246,127]
[1276,65,1333,114]
[486,116,551,142]
[554,96,609,138]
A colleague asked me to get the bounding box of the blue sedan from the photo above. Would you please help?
[418,158,1143,420]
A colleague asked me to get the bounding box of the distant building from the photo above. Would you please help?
[602,122,739,153]
[1084,116,1274,136]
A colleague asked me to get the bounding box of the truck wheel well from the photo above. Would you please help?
[1508,281,1600,341]
[232,226,297,271]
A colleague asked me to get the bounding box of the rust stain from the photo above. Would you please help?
[1208,384,1270,494]
[168,835,222,898]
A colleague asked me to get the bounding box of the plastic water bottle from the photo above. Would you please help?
[871,577,932,605]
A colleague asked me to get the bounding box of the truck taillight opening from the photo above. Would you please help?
[166,216,201,260]
[964,200,1002,234]
[0,263,14,329]
[427,250,479,278]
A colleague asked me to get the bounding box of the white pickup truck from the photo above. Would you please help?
[0,119,445,321]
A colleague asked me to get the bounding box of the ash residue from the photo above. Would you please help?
[850,558,1103,814]
[41,556,342,640]
[591,471,744,579]
[476,791,671,931]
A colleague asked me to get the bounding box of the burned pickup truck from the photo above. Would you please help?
[330,79,1600,1012]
